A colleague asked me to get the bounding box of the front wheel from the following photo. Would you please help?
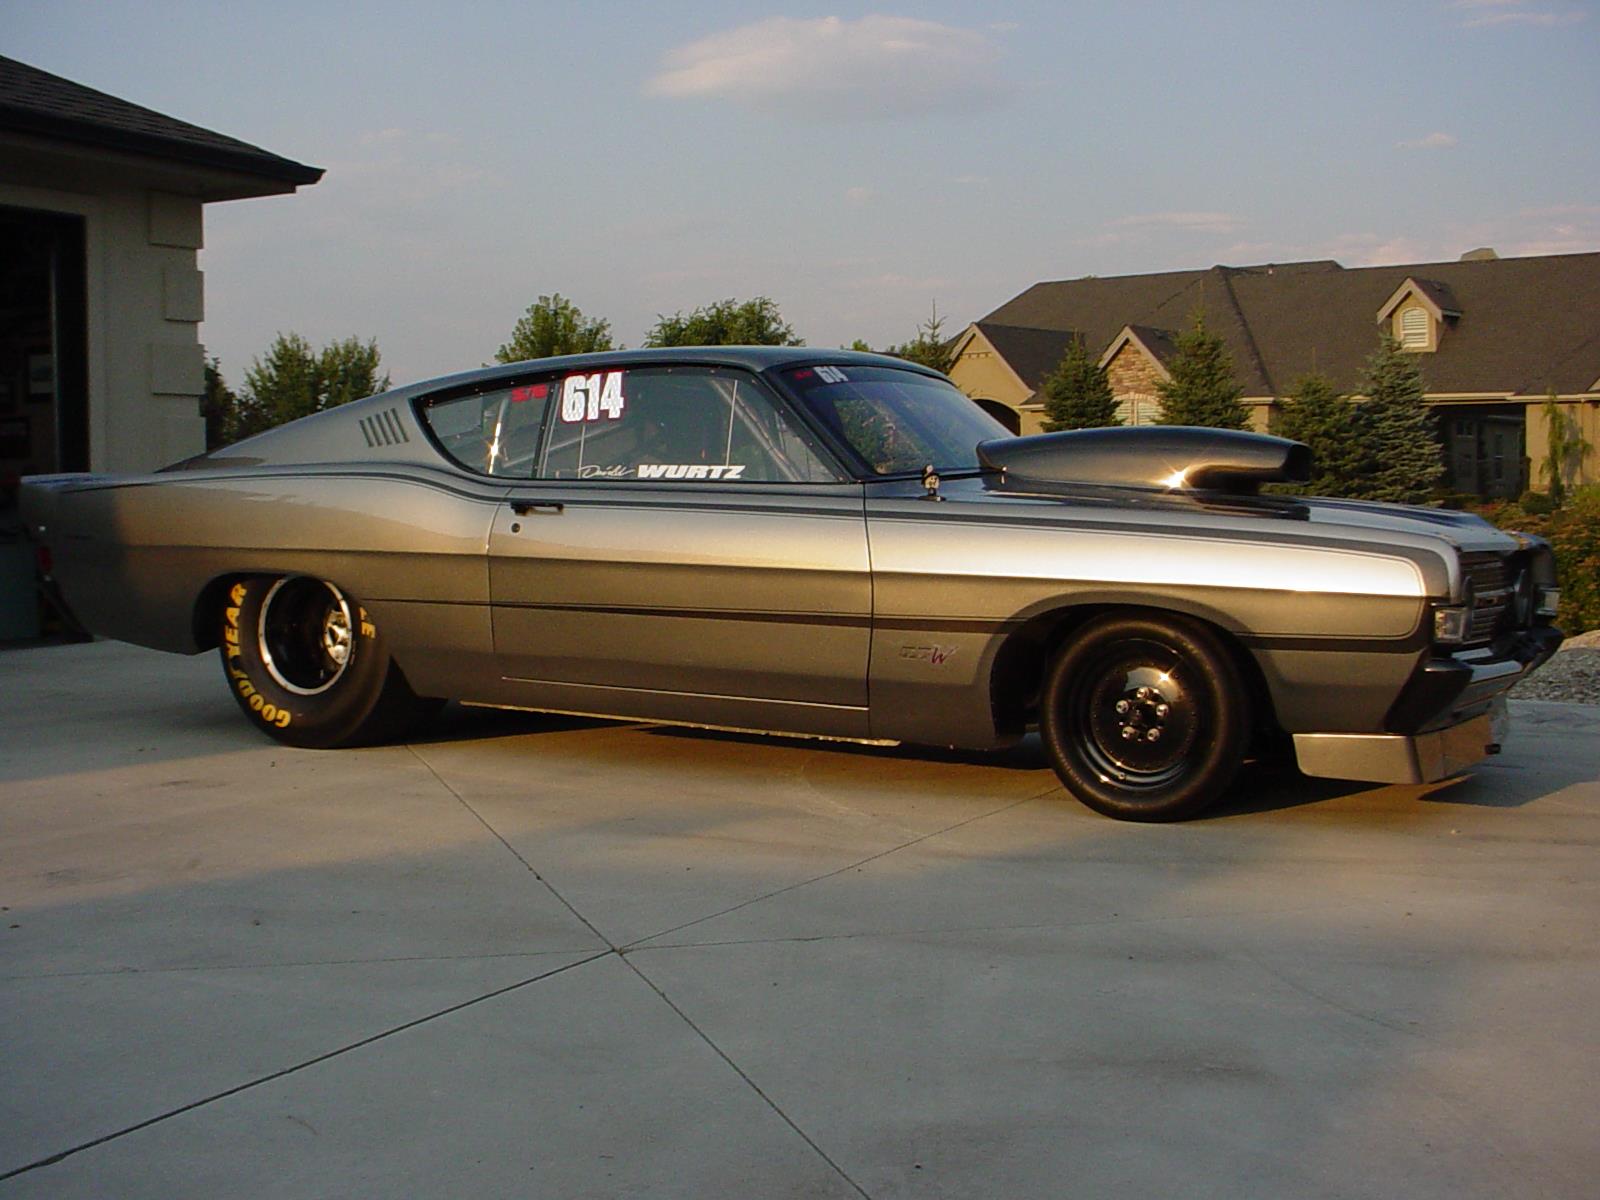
[217,575,434,748]
[1039,612,1248,822]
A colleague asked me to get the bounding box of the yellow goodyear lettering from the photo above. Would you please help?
[227,663,291,727]
[229,583,247,606]
[359,606,376,639]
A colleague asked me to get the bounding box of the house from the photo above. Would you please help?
[947,251,1600,498]
[0,54,321,638]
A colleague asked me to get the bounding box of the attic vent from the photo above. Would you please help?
[1399,306,1429,349]
[359,408,410,448]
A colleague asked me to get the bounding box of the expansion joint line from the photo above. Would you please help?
[409,746,873,1196]
[0,951,612,1183]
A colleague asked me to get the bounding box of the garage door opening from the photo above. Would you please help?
[1,205,88,640]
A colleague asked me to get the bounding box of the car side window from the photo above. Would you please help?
[537,366,838,483]
[419,383,551,477]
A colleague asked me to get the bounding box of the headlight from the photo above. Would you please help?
[1434,606,1470,644]
[1536,586,1560,618]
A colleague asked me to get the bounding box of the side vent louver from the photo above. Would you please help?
[359,408,410,449]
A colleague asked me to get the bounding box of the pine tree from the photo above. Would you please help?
[1040,337,1121,431]
[1351,334,1442,504]
[1155,311,1248,429]
[1273,372,1362,497]
[885,302,956,374]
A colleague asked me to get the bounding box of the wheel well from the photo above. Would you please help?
[989,603,1282,746]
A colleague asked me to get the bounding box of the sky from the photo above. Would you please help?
[9,1,1600,387]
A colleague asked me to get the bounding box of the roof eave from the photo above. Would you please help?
[0,106,323,188]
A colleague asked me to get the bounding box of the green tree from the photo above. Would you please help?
[1155,310,1249,429]
[1039,337,1121,431]
[1273,372,1363,497]
[1351,333,1442,504]
[885,302,955,374]
[495,293,613,363]
[644,297,802,347]
[234,333,390,440]
[201,357,239,450]
[843,338,874,352]
[1539,389,1593,503]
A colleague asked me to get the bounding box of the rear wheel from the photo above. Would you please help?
[1039,612,1247,822]
[217,576,434,748]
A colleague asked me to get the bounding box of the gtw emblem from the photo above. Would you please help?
[899,644,957,666]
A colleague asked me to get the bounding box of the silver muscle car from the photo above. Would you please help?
[19,347,1563,821]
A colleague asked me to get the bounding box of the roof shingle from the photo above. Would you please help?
[0,54,322,186]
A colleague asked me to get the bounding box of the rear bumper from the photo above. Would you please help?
[1293,625,1562,785]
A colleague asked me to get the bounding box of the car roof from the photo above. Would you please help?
[383,346,941,401]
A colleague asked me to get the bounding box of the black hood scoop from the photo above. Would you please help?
[977,426,1311,497]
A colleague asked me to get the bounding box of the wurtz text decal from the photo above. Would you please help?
[815,365,849,384]
[560,371,625,422]
[637,464,746,480]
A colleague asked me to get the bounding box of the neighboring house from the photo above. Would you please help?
[0,54,320,638]
[948,251,1600,498]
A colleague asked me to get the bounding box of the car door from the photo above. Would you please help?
[486,363,872,737]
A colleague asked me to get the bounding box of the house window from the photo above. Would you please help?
[1399,306,1429,349]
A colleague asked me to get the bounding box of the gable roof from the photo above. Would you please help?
[0,54,322,187]
[1100,325,1177,376]
[1377,276,1463,323]
[980,253,1600,398]
[971,322,1079,390]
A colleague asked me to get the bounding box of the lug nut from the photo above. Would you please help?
[1121,726,1137,740]
[1115,699,1130,714]
[1155,703,1169,718]
[1146,728,1162,742]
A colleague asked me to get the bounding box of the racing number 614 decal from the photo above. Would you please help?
[560,371,625,423]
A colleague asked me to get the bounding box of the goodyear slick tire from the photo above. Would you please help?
[218,575,427,749]
[1039,611,1248,822]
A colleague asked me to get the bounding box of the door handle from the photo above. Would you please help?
[510,499,565,515]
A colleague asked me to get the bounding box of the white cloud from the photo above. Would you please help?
[1450,1,1585,28]
[1396,131,1459,149]
[645,15,1009,118]
[1110,211,1244,233]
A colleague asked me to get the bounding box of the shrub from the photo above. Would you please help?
[1475,485,1600,634]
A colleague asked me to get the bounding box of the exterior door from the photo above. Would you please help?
[485,364,871,732]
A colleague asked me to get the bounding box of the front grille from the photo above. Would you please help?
[1460,551,1511,642]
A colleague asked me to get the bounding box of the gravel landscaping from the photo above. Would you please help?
[1511,630,1600,705]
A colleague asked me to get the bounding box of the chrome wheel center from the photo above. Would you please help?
[322,608,352,666]
[1114,684,1172,742]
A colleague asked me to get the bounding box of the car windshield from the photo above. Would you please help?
[780,364,1012,476]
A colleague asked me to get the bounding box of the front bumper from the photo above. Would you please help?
[1292,625,1563,785]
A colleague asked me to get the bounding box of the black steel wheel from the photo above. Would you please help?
[1039,612,1248,822]
[217,576,435,748]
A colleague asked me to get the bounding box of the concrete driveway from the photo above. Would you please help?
[2,640,1597,1199]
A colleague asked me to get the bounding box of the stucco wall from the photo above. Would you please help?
[0,178,205,473]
